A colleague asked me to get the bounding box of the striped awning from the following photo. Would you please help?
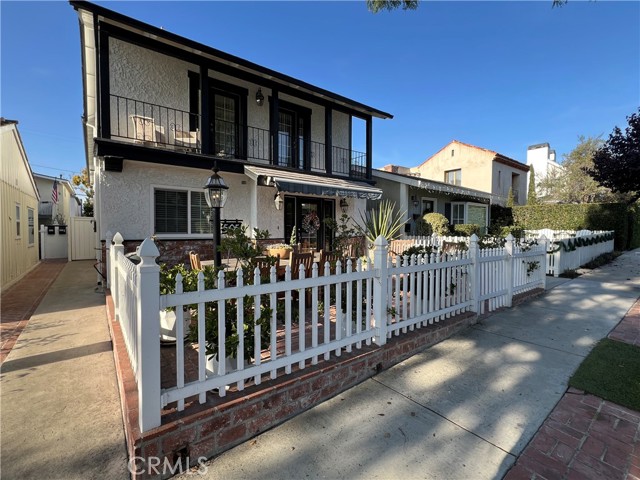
[244,166,382,200]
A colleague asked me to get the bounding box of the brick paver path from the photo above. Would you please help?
[609,298,640,347]
[0,260,67,363]
[505,298,640,480]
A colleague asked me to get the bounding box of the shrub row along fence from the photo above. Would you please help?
[106,232,547,433]
[527,230,615,277]
[399,229,615,277]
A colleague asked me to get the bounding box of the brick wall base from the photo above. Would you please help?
[106,289,542,479]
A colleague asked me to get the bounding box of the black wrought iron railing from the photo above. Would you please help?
[110,95,202,152]
[109,95,368,179]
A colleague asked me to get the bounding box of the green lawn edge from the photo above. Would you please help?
[569,338,640,412]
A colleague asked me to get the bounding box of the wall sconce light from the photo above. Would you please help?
[340,198,349,213]
[413,199,419,208]
[256,88,265,107]
[274,191,283,210]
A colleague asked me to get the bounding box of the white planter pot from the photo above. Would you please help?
[159,309,191,344]
[206,354,239,376]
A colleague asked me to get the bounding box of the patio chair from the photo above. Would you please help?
[318,250,344,276]
[169,125,200,151]
[189,251,202,270]
[289,251,315,279]
[130,114,164,145]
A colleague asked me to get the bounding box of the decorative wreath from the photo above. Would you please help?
[302,212,321,235]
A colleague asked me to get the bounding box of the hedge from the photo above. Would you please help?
[512,203,631,250]
[629,202,640,250]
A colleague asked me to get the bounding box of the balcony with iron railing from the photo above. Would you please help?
[108,95,369,180]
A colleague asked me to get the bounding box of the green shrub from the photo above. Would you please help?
[500,225,524,238]
[489,205,513,235]
[452,224,481,237]
[629,202,640,249]
[401,245,435,257]
[423,213,449,236]
[512,203,630,250]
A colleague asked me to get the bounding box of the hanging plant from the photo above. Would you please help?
[302,212,320,235]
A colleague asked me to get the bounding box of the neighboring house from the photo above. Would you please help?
[373,168,491,234]
[0,118,40,289]
[526,142,564,200]
[408,140,530,206]
[71,1,390,263]
[33,173,82,227]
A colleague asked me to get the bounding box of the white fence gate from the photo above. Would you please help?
[70,217,95,260]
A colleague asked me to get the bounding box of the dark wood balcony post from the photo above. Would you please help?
[199,65,210,154]
[366,115,373,180]
[98,29,111,139]
[270,89,279,165]
[325,106,332,175]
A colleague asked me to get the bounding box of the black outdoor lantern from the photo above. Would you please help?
[204,164,229,268]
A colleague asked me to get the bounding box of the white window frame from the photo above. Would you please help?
[27,207,35,246]
[15,203,21,239]
[451,202,465,225]
[150,185,213,239]
[444,169,462,186]
[466,202,489,232]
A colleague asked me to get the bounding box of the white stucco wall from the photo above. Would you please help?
[97,160,252,240]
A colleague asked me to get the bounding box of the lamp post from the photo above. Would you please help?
[203,165,229,269]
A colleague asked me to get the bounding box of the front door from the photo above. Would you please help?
[284,197,334,251]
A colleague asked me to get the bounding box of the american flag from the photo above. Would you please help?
[52,179,59,204]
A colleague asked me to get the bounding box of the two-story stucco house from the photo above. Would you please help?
[71,1,390,264]
[410,140,530,207]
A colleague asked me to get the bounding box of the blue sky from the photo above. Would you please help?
[2,1,638,183]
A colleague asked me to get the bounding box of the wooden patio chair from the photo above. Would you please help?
[318,250,344,276]
[189,251,201,271]
[289,251,315,279]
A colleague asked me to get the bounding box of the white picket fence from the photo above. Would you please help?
[106,232,547,433]
[525,230,615,277]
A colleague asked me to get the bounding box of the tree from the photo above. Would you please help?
[527,165,538,205]
[506,187,515,207]
[71,168,94,217]
[366,0,418,13]
[537,136,627,204]
[589,109,640,204]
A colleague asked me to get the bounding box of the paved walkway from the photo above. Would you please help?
[178,249,640,480]
[0,260,128,479]
[505,295,640,480]
[1,260,66,363]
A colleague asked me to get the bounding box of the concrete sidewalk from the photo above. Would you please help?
[0,260,128,479]
[179,249,640,480]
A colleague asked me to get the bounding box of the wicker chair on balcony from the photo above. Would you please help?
[130,115,164,145]
[169,125,200,151]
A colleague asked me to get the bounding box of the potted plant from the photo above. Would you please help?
[187,294,272,375]
[265,242,293,260]
[159,263,199,344]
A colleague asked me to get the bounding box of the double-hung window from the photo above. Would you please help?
[451,203,465,225]
[444,169,462,186]
[154,188,212,235]
[15,204,21,238]
[28,208,35,245]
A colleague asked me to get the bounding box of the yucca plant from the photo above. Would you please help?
[357,199,407,247]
